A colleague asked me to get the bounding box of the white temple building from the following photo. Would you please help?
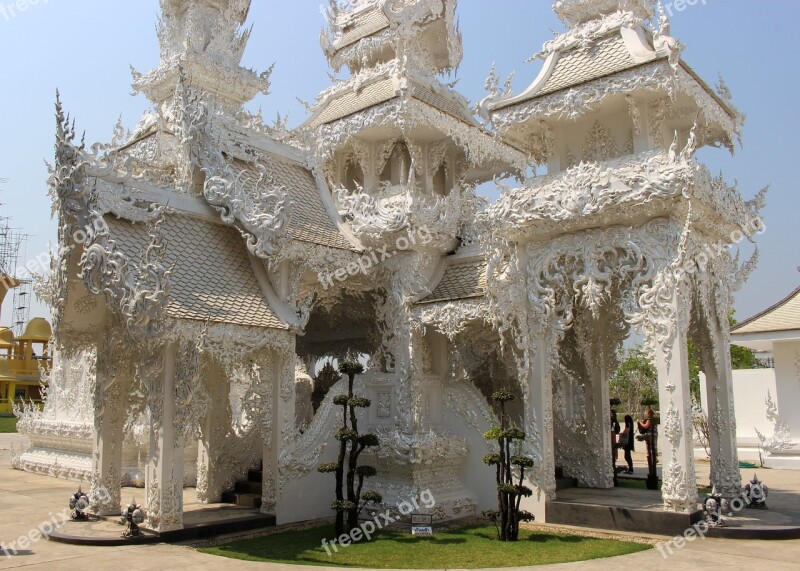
[13,0,765,531]
[728,285,800,468]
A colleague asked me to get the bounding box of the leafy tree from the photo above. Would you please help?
[317,360,381,536]
[728,310,762,369]
[687,311,763,399]
[609,347,659,415]
[613,312,762,409]
[687,340,702,399]
[730,344,760,369]
[482,388,534,541]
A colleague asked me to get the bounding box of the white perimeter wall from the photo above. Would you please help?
[773,340,800,440]
[700,368,777,447]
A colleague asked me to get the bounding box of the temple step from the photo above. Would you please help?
[556,476,577,490]
[221,491,262,509]
[222,465,264,508]
[235,480,263,494]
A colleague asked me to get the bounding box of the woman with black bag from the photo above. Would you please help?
[619,415,634,474]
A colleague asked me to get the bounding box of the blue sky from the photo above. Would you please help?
[1,0,798,324]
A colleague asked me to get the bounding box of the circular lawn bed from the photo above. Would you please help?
[199,524,651,568]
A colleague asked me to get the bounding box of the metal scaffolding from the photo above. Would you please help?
[1,195,31,336]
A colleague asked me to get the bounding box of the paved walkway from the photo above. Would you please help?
[2,433,800,570]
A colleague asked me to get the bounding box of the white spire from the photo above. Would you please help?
[321,0,462,75]
[132,0,271,109]
[157,0,251,68]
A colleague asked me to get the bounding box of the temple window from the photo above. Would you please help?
[432,164,447,196]
[380,142,412,186]
[343,157,364,191]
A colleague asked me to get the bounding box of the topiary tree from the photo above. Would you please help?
[317,359,381,536]
[482,388,534,541]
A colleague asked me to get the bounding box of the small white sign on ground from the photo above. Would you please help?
[411,513,432,535]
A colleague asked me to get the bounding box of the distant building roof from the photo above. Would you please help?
[732,286,800,336]
[0,326,13,349]
[17,318,52,342]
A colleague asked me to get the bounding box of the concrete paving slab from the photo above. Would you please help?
[1,451,800,569]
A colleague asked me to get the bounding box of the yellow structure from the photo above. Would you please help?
[0,284,51,414]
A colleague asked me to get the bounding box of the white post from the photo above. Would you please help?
[145,343,185,531]
[267,350,294,520]
[582,346,614,488]
[521,333,557,522]
[651,290,698,512]
[701,315,741,498]
[196,357,228,503]
[90,343,130,515]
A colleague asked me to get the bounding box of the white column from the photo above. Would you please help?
[521,333,557,522]
[570,307,617,489]
[267,350,294,521]
[144,343,185,531]
[584,365,614,488]
[90,344,130,515]
[196,357,228,503]
[701,317,741,498]
[651,291,698,512]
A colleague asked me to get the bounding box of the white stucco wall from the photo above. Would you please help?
[773,340,800,439]
[700,368,777,446]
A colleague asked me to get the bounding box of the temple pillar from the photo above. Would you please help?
[197,357,228,503]
[90,341,132,515]
[583,362,613,488]
[650,288,698,512]
[564,305,618,489]
[521,332,557,522]
[267,349,294,520]
[144,343,185,531]
[700,309,741,498]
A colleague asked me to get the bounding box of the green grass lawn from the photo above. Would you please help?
[200,524,650,568]
[0,416,17,433]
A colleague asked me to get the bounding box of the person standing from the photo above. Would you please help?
[638,408,658,489]
[610,410,620,468]
[620,415,634,474]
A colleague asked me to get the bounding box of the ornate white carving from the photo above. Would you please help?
[24,0,765,526]
[582,120,618,163]
[755,391,793,455]
[174,339,209,440]
[203,158,293,259]
[412,299,492,340]
[489,143,706,234]
[491,62,742,153]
